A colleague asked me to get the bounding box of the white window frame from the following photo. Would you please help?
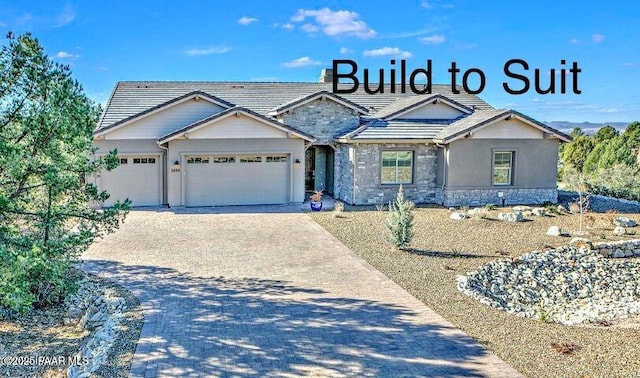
[493,151,514,186]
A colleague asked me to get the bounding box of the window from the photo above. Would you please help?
[240,156,262,163]
[132,157,156,164]
[266,155,287,162]
[493,151,514,186]
[381,151,413,184]
[186,156,210,164]
[213,156,236,163]
[119,158,128,164]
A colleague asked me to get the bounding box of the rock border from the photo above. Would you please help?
[457,239,640,326]
[66,271,143,378]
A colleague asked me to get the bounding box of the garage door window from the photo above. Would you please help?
[213,156,236,163]
[240,156,262,163]
[133,157,156,164]
[187,157,210,164]
[266,156,287,162]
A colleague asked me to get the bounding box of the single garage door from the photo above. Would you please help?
[184,154,289,206]
[98,156,162,207]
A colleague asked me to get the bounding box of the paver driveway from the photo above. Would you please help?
[82,206,521,377]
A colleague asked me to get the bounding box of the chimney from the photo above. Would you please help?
[318,68,333,83]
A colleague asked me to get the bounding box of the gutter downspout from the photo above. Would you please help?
[157,142,169,207]
[435,142,447,206]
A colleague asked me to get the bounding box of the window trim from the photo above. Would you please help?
[380,150,414,185]
[492,150,515,186]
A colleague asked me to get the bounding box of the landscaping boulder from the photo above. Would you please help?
[556,205,568,214]
[614,217,637,227]
[512,205,531,212]
[532,207,547,217]
[613,226,626,236]
[569,237,593,249]
[546,226,562,237]
[449,212,467,220]
[498,211,524,222]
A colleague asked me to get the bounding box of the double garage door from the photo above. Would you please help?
[184,154,290,206]
[99,155,162,207]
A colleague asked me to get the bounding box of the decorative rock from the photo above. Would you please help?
[512,205,531,212]
[557,205,568,213]
[448,207,457,212]
[546,226,562,237]
[449,212,467,220]
[614,217,637,227]
[532,207,546,217]
[613,226,626,236]
[569,237,593,249]
[458,239,640,325]
[498,211,524,222]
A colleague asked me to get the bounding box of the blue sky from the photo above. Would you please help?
[1,0,639,123]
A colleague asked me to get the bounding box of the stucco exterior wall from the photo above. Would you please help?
[166,138,305,206]
[280,99,360,144]
[446,139,559,189]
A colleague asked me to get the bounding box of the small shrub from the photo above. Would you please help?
[333,201,345,218]
[538,301,552,323]
[542,201,560,215]
[451,249,462,258]
[386,185,415,249]
[470,209,490,220]
[484,203,495,211]
[375,198,386,212]
[459,204,470,211]
[568,202,581,214]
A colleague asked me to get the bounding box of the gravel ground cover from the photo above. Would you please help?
[0,269,142,378]
[310,205,640,378]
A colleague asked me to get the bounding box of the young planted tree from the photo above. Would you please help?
[386,185,415,249]
[0,33,129,312]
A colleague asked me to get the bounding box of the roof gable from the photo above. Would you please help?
[434,110,571,143]
[94,91,234,136]
[268,90,369,116]
[373,94,473,120]
[157,107,315,143]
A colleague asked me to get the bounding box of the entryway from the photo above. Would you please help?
[305,145,334,194]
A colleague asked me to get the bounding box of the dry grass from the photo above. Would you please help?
[0,271,142,378]
[309,206,640,378]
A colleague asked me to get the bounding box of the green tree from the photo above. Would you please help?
[569,127,585,139]
[561,135,594,172]
[593,125,619,143]
[0,33,129,312]
[386,185,415,249]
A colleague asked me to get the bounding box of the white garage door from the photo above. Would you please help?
[99,156,162,207]
[184,154,289,206]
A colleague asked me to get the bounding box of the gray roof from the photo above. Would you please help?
[371,94,473,120]
[268,90,369,115]
[97,81,493,131]
[340,119,453,140]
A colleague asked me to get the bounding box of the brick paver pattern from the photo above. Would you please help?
[83,206,522,377]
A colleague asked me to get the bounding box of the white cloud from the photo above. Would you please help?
[54,4,75,27]
[282,56,322,68]
[363,47,412,59]
[238,16,258,25]
[300,23,318,33]
[419,34,445,44]
[184,46,231,56]
[291,8,376,39]
[421,1,434,9]
[592,33,605,43]
[339,47,353,54]
[55,51,79,59]
[282,23,294,30]
[569,38,580,45]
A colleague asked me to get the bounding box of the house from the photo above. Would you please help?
[92,69,570,208]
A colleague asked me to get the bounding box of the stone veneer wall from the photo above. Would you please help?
[333,145,354,204]
[337,143,437,205]
[280,98,360,145]
[436,187,558,207]
[594,239,640,258]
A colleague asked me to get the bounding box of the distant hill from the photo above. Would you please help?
[546,121,631,135]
